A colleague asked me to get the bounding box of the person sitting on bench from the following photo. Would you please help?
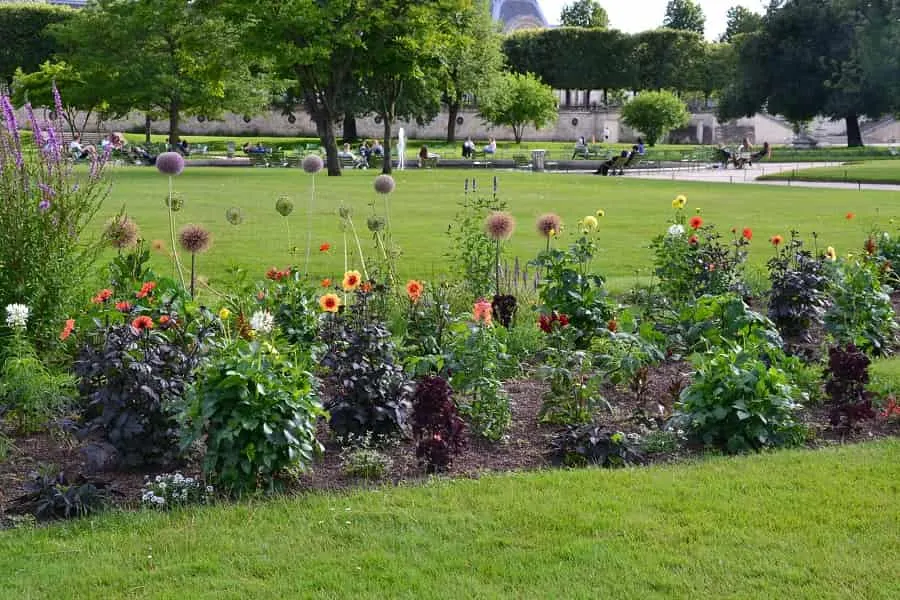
[594,150,629,176]
[716,144,733,168]
[462,137,475,158]
[749,141,771,164]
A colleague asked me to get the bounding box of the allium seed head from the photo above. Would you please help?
[302,154,324,174]
[156,151,185,176]
[164,192,184,212]
[484,211,515,241]
[225,207,243,225]
[338,205,352,219]
[367,215,386,232]
[178,224,211,254]
[275,195,294,217]
[536,213,562,238]
[373,174,395,194]
[105,215,140,249]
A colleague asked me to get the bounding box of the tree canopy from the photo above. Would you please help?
[621,90,689,146]
[663,0,706,35]
[720,6,763,42]
[0,3,72,87]
[478,72,558,143]
[559,0,609,28]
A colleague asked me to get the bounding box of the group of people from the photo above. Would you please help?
[242,141,270,154]
[461,137,496,158]
[66,131,127,160]
[337,139,384,168]
[594,142,645,176]
[717,138,771,169]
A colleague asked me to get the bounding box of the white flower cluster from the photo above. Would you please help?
[5,303,29,330]
[667,224,685,237]
[140,472,213,510]
[249,310,274,334]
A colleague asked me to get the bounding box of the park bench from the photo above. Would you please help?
[248,153,270,167]
[512,154,531,169]
[419,156,439,169]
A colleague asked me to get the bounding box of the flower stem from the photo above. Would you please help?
[304,175,315,276]
[167,176,186,290]
[346,216,369,280]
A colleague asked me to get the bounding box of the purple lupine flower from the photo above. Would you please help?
[1,95,23,168]
[38,183,55,200]
[52,83,64,124]
[38,199,51,212]
[45,125,61,163]
[24,104,42,150]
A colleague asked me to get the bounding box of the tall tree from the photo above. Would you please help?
[663,0,706,35]
[720,6,763,42]
[361,0,450,174]
[439,0,504,143]
[478,72,558,143]
[719,0,895,147]
[559,0,609,28]
[51,0,268,144]
[11,61,110,135]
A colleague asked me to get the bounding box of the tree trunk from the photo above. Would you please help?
[584,89,590,108]
[564,90,571,107]
[382,116,393,175]
[846,113,863,147]
[447,101,460,143]
[167,100,180,145]
[144,113,152,144]
[316,116,341,177]
[343,111,358,141]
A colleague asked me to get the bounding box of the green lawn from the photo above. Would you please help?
[760,160,900,184]
[1,441,898,599]
[101,166,900,293]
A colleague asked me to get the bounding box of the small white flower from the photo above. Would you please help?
[249,310,274,334]
[5,303,29,330]
[205,485,214,494]
[667,224,685,237]
[154,496,166,506]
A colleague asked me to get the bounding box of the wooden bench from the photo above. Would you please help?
[419,156,439,169]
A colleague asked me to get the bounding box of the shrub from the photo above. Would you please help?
[673,345,807,453]
[766,233,829,341]
[824,344,876,429]
[185,338,325,494]
[0,91,109,351]
[620,90,689,146]
[537,344,602,425]
[531,234,615,348]
[339,433,393,480]
[264,269,320,346]
[320,296,412,439]
[75,317,211,468]
[141,473,213,510]
[410,375,466,472]
[548,426,644,468]
[824,257,896,355]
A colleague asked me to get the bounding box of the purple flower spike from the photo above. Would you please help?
[38,199,51,212]
[156,151,185,176]
[52,83,64,123]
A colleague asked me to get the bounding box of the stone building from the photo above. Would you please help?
[491,0,548,31]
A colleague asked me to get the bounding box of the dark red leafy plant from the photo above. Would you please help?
[410,375,466,473]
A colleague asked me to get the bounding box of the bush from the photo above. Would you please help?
[320,301,412,439]
[340,433,393,480]
[12,466,104,521]
[621,90,689,146]
[75,317,211,469]
[824,344,876,429]
[824,257,896,355]
[410,375,466,472]
[185,338,325,494]
[672,346,807,453]
[141,473,213,510]
[766,233,829,341]
[537,343,602,425]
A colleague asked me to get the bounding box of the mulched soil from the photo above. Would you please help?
[2,359,898,524]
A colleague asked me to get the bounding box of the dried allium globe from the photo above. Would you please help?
[164,192,184,212]
[338,204,352,219]
[178,224,212,254]
[373,174,395,194]
[484,211,515,241]
[367,215,386,232]
[302,154,324,174]
[105,215,140,249]
[536,213,562,238]
[275,195,294,217]
[225,206,243,225]
[156,151,185,176]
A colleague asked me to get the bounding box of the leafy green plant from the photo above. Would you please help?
[141,472,213,509]
[548,426,644,468]
[185,338,325,494]
[262,268,321,346]
[339,433,393,480]
[0,329,73,432]
[640,430,681,455]
[672,345,807,453]
[400,281,454,377]
[620,90,689,146]
[320,296,412,439]
[446,184,506,300]
[446,321,511,441]
[823,344,876,429]
[766,232,829,341]
[824,257,896,355]
[531,234,614,348]
[537,338,602,425]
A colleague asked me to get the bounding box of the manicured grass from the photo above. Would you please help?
[1,441,898,599]
[760,161,900,184]
[100,167,900,293]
